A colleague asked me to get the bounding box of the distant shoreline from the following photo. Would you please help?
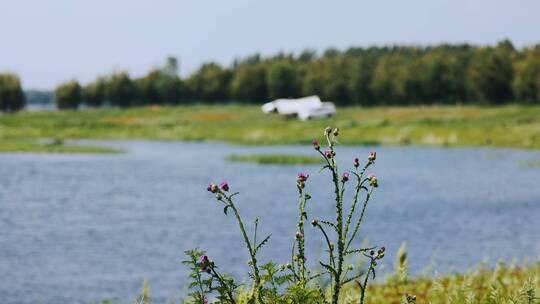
[1,104,540,152]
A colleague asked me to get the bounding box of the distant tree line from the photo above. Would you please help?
[2,40,540,113]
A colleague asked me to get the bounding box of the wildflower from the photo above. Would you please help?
[295,232,304,240]
[333,127,339,136]
[198,255,210,272]
[354,158,360,168]
[311,218,318,227]
[368,151,377,162]
[312,139,320,150]
[342,172,350,182]
[368,173,378,187]
[297,172,309,182]
[198,255,209,264]
[323,149,334,159]
[297,172,309,188]
[207,183,218,193]
[219,181,229,191]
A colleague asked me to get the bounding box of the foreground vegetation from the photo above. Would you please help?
[123,259,540,304]
[2,105,540,152]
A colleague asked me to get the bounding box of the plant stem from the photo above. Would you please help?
[224,195,261,300]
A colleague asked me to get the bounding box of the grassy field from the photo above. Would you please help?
[2,105,540,152]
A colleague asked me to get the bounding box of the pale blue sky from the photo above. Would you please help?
[1,0,539,89]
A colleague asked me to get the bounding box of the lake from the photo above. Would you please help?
[1,141,539,303]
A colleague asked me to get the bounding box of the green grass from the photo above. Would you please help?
[347,262,540,304]
[226,153,323,164]
[2,104,540,152]
[0,137,122,154]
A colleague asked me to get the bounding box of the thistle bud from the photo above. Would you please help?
[347,264,354,271]
[368,173,378,188]
[342,172,350,182]
[295,232,304,240]
[286,263,292,269]
[312,139,320,150]
[311,218,318,227]
[304,193,311,200]
[333,127,339,136]
[368,151,377,162]
[354,158,360,168]
[324,127,332,136]
[207,183,219,193]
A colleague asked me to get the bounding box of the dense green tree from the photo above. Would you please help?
[267,61,301,100]
[369,54,408,104]
[0,73,25,112]
[185,63,231,102]
[107,72,136,107]
[82,77,106,107]
[55,80,81,110]
[466,41,515,103]
[136,70,162,105]
[303,56,353,104]
[513,47,540,103]
[231,64,267,103]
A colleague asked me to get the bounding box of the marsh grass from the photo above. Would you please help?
[517,159,540,168]
[0,137,122,153]
[2,105,540,151]
[226,154,323,165]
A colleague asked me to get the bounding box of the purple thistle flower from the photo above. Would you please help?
[198,255,209,264]
[219,181,229,191]
[297,172,309,182]
[312,139,320,150]
[342,172,350,182]
[324,149,333,159]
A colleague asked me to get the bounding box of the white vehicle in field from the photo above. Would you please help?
[261,95,336,120]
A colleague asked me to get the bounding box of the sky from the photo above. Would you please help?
[1,0,539,89]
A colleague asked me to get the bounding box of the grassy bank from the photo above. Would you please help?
[2,105,540,151]
[0,137,121,153]
[226,153,323,164]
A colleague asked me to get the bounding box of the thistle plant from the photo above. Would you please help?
[184,127,384,304]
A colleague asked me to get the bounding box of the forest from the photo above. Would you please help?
[1,40,540,112]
